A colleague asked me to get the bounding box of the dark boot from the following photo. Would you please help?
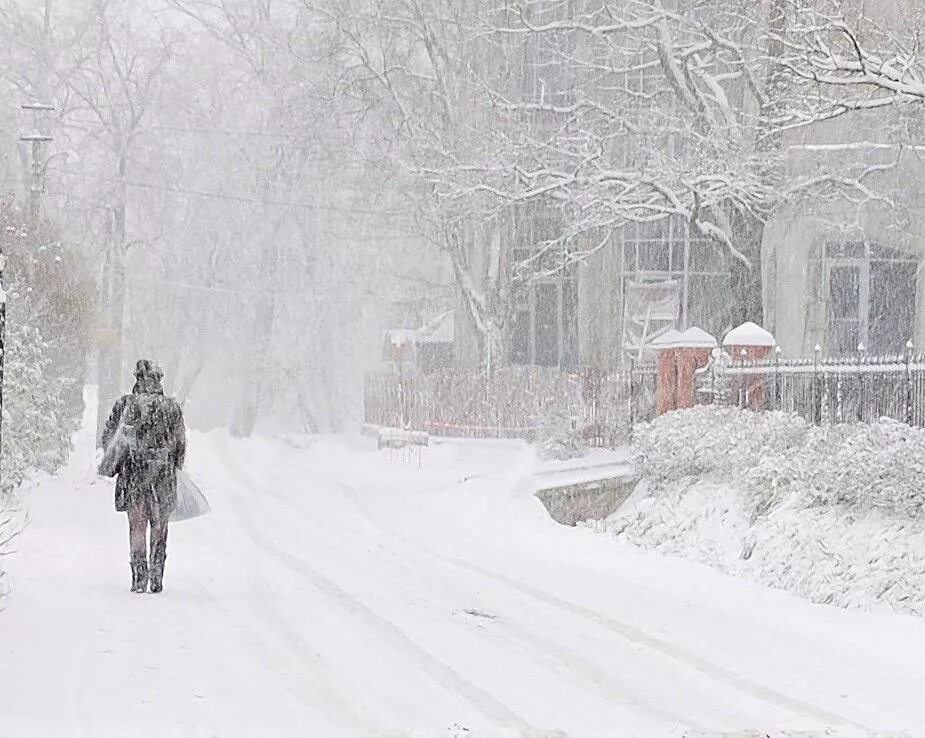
[149,566,163,593]
[130,554,148,593]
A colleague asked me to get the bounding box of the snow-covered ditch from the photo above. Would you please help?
[583,406,925,615]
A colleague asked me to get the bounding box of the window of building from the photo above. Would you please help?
[620,217,732,361]
[819,241,918,356]
[510,202,578,368]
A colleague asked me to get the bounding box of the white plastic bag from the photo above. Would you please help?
[171,470,211,522]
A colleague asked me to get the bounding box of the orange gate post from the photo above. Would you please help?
[722,322,776,411]
[653,328,717,415]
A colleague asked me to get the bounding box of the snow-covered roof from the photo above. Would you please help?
[383,328,417,346]
[650,329,683,347]
[676,327,718,348]
[417,311,454,344]
[722,321,776,348]
[651,327,717,349]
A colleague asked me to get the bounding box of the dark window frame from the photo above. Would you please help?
[816,240,919,356]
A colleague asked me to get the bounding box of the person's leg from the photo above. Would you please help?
[148,495,169,593]
[127,499,148,593]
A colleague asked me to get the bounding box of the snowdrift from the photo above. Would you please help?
[587,406,925,615]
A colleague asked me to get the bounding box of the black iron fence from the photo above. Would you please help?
[364,365,657,446]
[698,347,925,425]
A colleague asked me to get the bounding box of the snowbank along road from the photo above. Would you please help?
[2,405,925,737]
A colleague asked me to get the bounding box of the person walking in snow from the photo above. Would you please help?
[102,360,186,594]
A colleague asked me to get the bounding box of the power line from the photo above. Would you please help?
[49,171,413,220]
[124,179,406,217]
[62,118,327,141]
[126,275,374,302]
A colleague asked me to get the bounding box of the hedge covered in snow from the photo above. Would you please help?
[591,406,925,615]
[634,405,925,518]
[0,206,91,490]
[0,205,93,602]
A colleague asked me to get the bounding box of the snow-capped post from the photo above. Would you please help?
[722,322,776,411]
[905,340,914,425]
[653,329,682,416]
[675,329,717,411]
[653,328,716,414]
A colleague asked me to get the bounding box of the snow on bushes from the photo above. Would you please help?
[0,204,93,602]
[594,405,925,615]
[0,488,25,607]
[0,205,92,490]
[634,405,808,483]
[634,405,925,518]
[1,325,73,490]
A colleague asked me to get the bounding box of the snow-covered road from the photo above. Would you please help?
[3,411,925,737]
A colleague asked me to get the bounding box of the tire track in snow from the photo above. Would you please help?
[206,440,534,733]
[187,507,373,736]
[217,439,869,734]
[212,442,754,732]
[331,479,872,735]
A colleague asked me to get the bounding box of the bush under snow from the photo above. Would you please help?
[634,405,925,518]
[590,406,925,615]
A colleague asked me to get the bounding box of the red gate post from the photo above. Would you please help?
[653,329,682,415]
[673,328,717,410]
[722,322,776,410]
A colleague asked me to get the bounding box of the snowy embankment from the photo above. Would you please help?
[585,406,925,615]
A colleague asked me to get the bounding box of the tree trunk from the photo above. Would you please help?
[725,0,786,333]
[230,214,281,437]
[95,187,126,447]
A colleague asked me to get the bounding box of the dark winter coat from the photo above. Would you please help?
[102,380,186,514]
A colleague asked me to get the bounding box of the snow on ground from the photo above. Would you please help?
[2,394,925,737]
[592,406,925,616]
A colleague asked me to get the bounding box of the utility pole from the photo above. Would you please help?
[20,103,55,223]
[2,103,55,485]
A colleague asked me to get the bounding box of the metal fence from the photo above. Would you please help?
[699,347,925,425]
[364,364,657,446]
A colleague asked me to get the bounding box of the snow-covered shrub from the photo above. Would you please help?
[602,405,925,614]
[745,419,925,518]
[1,325,72,491]
[0,204,91,601]
[635,406,925,518]
[537,410,587,460]
[0,204,92,491]
[633,405,809,483]
[0,489,25,607]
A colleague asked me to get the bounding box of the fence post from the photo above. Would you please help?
[812,344,822,425]
[398,365,408,429]
[906,340,914,425]
[856,342,865,422]
[709,350,717,405]
[628,358,636,428]
[738,348,747,408]
[774,345,782,411]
